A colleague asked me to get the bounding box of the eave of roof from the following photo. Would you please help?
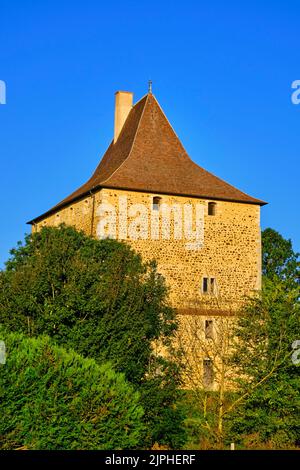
[28,186,266,225]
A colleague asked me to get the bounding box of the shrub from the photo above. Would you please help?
[0,329,144,450]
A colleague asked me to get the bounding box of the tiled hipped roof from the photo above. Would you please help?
[29,93,266,224]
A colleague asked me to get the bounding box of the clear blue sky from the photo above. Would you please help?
[0,0,299,267]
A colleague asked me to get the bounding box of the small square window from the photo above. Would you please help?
[152,196,162,211]
[208,202,216,216]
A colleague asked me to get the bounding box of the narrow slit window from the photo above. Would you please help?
[202,277,216,295]
[152,196,162,211]
[203,359,214,387]
[205,320,214,340]
[208,202,216,216]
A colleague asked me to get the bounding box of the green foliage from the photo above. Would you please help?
[227,277,300,448]
[181,391,219,449]
[139,358,186,449]
[0,225,171,383]
[262,228,300,285]
[180,390,236,450]
[225,230,300,448]
[0,328,144,450]
[0,225,185,448]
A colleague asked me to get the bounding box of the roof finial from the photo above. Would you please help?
[148,80,152,94]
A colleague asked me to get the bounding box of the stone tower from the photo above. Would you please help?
[29,90,266,387]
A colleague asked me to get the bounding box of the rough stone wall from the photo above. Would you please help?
[33,195,96,236]
[34,187,261,312]
[175,314,236,391]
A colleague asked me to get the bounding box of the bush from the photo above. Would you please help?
[0,329,144,450]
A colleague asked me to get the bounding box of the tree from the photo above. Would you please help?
[176,302,235,449]
[262,228,299,285]
[224,230,300,448]
[0,225,185,448]
[226,277,300,448]
[178,230,300,449]
[0,328,144,450]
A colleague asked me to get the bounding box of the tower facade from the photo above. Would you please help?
[29,91,265,387]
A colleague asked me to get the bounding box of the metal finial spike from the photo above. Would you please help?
[148,80,152,94]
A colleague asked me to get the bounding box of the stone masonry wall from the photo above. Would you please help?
[34,187,261,312]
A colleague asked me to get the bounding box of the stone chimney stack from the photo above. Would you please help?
[114,91,133,143]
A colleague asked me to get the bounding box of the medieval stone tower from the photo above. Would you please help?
[29,90,266,388]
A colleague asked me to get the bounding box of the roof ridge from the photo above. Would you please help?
[150,94,192,162]
[130,92,148,107]
[187,157,261,201]
[101,94,150,186]
[151,94,265,203]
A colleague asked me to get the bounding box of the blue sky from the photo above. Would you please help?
[0,0,299,266]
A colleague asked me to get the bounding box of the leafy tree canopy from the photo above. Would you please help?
[262,228,300,286]
[0,224,185,448]
[227,276,300,448]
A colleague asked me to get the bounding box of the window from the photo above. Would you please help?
[205,320,214,340]
[202,277,216,295]
[203,359,214,387]
[210,277,216,294]
[152,196,162,211]
[208,202,216,216]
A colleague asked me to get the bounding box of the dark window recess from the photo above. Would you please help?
[205,320,214,339]
[202,277,216,294]
[153,196,162,211]
[208,202,216,216]
[203,359,214,387]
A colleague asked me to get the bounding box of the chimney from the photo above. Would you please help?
[114,91,133,143]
